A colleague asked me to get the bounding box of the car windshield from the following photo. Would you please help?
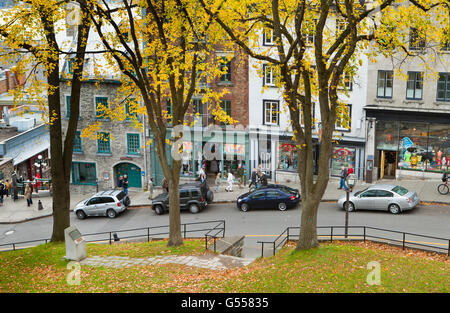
[354,188,368,196]
[392,186,409,196]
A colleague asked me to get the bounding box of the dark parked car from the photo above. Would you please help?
[259,184,300,199]
[179,181,214,204]
[237,187,300,212]
[152,185,207,215]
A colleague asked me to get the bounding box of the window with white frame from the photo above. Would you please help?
[335,104,351,131]
[406,71,423,100]
[263,64,275,86]
[263,28,274,46]
[300,103,316,129]
[263,100,279,126]
[377,70,393,98]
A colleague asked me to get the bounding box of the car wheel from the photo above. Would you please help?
[344,201,355,212]
[107,209,117,218]
[189,203,200,214]
[388,203,401,214]
[154,205,164,215]
[206,190,214,203]
[278,202,287,211]
[76,210,86,220]
[240,203,249,212]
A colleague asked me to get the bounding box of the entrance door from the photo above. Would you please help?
[114,163,142,188]
[381,151,397,178]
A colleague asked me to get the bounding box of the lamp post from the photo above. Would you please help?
[34,154,47,190]
[345,173,357,238]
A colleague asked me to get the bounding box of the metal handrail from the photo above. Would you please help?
[259,225,450,257]
[0,220,226,252]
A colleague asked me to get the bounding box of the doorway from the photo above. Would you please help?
[114,163,142,188]
[380,150,397,179]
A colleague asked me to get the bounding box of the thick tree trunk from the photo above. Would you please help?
[296,195,321,250]
[167,161,183,246]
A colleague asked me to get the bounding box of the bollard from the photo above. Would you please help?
[38,200,44,210]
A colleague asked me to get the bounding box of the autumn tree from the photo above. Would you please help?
[0,0,92,241]
[87,0,234,246]
[199,0,449,249]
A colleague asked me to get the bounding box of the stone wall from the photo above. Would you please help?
[0,158,13,181]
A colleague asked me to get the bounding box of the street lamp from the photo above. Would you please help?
[344,173,357,238]
[34,154,47,189]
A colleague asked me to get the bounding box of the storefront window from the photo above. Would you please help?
[331,147,356,176]
[277,142,297,171]
[376,120,399,151]
[428,124,450,172]
[398,122,429,171]
[223,144,245,174]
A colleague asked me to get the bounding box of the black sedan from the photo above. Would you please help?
[237,187,300,212]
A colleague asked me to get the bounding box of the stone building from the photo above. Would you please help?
[60,79,147,194]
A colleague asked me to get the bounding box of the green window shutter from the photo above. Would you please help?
[95,97,109,119]
[97,132,111,153]
[73,131,82,152]
[127,133,140,154]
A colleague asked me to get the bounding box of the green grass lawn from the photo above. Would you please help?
[0,240,448,293]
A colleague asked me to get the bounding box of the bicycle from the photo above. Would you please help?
[437,180,449,195]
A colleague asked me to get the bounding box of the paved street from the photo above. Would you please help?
[1,200,449,258]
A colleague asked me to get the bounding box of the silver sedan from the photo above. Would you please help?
[337,184,420,214]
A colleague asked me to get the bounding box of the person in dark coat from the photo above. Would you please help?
[249,168,258,190]
[122,175,129,195]
[338,166,348,191]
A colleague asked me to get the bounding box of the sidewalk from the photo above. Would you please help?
[0,178,448,224]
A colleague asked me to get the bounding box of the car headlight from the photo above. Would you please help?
[237,198,242,202]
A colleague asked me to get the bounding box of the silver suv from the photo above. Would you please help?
[74,190,131,219]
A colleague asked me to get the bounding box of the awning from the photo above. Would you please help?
[9,135,50,166]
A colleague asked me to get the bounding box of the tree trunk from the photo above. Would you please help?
[167,161,183,246]
[296,195,320,250]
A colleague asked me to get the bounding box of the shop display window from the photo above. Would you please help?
[331,147,356,176]
[398,122,429,171]
[277,142,298,171]
[428,124,450,172]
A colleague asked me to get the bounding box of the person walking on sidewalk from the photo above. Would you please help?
[338,166,348,191]
[236,164,244,189]
[122,175,129,195]
[226,172,234,192]
[25,183,33,207]
[215,172,221,192]
[5,179,9,198]
[148,177,154,200]
[249,168,258,190]
[162,177,169,193]
[0,181,5,206]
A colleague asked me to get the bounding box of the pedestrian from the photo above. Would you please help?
[122,175,129,195]
[259,171,268,187]
[215,172,221,192]
[118,175,123,189]
[257,164,263,178]
[338,166,348,191]
[162,177,169,193]
[226,172,234,192]
[25,183,33,207]
[0,181,4,206]
[148,177,154,200]
[5,179,9,197]
[236,164,244,189]
[348,166,354,175]
[249,168,258,190]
